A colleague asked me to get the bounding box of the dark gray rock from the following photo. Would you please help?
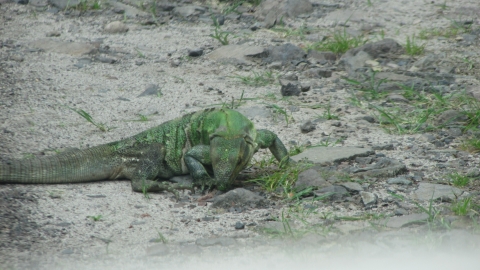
[295,169,331,190]
[291,147,374,165]
[314,185,348,201]
[411,54,438,69]
[211,188,267,209]
[188,48,203,57]
[300,82,312,92]
[412,182,466,202]
[281,72,298,81]
[138,84,161,97]
[340,39,404,74]
[345,39,404,60]
[202,215,217,222]
[86,194,106,198]
[212,15,224,26]
[208,44,264,65]
[355,156,373,164]
[234,221,245,230]
[340,182,364,192]
[447,128,463,138]
[466,168,480,178]
[358,115,375,123]
[195,237,236,247]
[29,0,48,6]
[371,144,394,150]
[300,120,316,133]
[353,157,407,178]
[301,68,332,78]
[224,13,241,21]
[386,213,429,228]
[262,10,277,28]
[461,34,477,43]
[94,56,117,64]
[387,176,412,185]
[394,208,408,216]
[262,43,306,66]
[156,1,176,12]
[255,0,313,27]
[49,0,80,9]
[360,191,377,207]
[280,81,301,97]
[307,50,336,63]
[305,34,326,42]
[435,109,468,126]
[110,1,149,18]
[419,133,436,143]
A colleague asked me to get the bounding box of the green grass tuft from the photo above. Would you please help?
[311,29,367,54]
[87,215,103,221]
[460,138,480,153]
[233,70,275,87]
[405,35,425,56]
[451,197,473,216]
[448,172,470,187]
[69,107,113,132]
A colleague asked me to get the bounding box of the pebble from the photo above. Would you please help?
[235,222,245,230]
[104,21,129,33]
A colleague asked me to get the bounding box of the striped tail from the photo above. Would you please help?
[0,146,117,184]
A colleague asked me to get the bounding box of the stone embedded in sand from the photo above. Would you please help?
[211,188,267,209]
[295,169,330,190]
[104,21,129,34]
[412,182,466,202]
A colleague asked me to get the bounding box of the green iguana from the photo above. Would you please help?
[0,108,291,196]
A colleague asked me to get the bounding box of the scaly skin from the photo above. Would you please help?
[0,108,292,195]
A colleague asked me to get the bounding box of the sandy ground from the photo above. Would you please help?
[1,0,480,268]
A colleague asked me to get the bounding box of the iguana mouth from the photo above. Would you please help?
[210,136,255,185]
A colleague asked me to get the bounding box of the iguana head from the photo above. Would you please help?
[209,132,256,190]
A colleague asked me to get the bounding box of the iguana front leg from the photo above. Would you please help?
[121,143,193,198]
[184,145,215,190]
[256,129,293,166]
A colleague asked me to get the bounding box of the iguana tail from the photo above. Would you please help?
[0,145,117,184]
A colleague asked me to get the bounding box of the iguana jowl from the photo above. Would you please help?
[0,108,291,194]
